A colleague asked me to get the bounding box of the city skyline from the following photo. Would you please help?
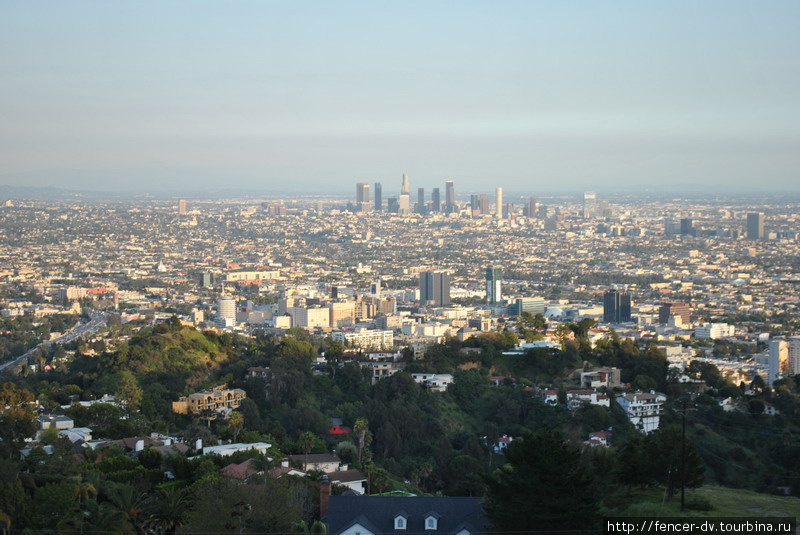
[2,1,799,193]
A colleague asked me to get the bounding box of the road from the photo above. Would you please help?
[0,311,108,374]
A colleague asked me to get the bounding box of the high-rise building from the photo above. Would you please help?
[747,212,765,240]
[200,272,215,288]
[374,182,382,212]
[768,338,788,386]
[527,197,537,218]
[603,290,631,323]
[388,197,399,213]
[480,195,489,215]
[216,297,237,327]
[178,199,187,215]
[398,194,411,214]
[485,266,502,304]
[401,173,410,195]
[356,182,370,203]
[495,188,503,219]
[417,188,425,214]
[504,203,513,220]
[583,191,597,219]
[431,188,441,212]
[658,302,691,325]
[419,270,451,306]
[680,218,694,236]
[789,337,800,376]
[445,181,456,213]
[470,195,479,214]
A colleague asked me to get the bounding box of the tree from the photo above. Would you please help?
[142,487,192,535]
[484,430,599,533]
[0,383,37,458]
[297,431,316,466]
[354,417,372,467]
[228,411,244,443]
[116,371,143,415]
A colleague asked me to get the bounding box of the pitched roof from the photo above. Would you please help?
[324,496,488,535]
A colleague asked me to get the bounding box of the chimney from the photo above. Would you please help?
[281,460,289,468]
[320,475,331,518]
[134,439,144,452]
[195,439,202,451]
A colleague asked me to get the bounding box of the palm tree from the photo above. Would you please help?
[108,483,147,532]
[141,487,192,535]
[297,431,315,469]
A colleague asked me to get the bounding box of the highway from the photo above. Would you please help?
[0,311,108,374]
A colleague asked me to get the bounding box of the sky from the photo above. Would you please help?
[1,1,799,195]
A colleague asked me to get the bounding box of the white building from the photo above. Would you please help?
[200,442,271,458]
[288,306,330,328]
[411,373,453,392]
[768,338,788,386]
[616,392,667,433]
[216,297,237,327]
[332,329,393,350]
[694,323,735,340]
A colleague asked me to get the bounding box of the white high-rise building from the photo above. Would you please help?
[401,173,410,195]
[495,187,503,219]
[768,338,788,386]
[216,297,237,327]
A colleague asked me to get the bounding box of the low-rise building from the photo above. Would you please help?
[172,386,246,415]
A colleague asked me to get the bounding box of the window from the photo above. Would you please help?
[426,517,438,530]
[395,516,406,530]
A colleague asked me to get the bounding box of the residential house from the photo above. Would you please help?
[411,373,453,392]
[566,390,610,409]
[288,452,342,473]
[322,494,488,535]
[616,391,667,433]
[580,367,622,389]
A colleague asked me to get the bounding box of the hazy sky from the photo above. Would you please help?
[1,1,799,194]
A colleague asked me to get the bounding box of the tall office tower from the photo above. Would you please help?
[789,337,800,375]
[401,173,410,195]
[370,278,382,297]
[419,270,451,306]
[356,182,369,203]
[495,187,503,218]
[200,272,215,288]
[398,193,411,214]
[747,212,765,240]
[431,188,441,212]
[470,195,479,214]
[387,197,399,213]
[178,199,187,215]
[603,289,631,323]
[527,197,537,218]
[583,191,597,219]
[680,218,694,236]
[768,339,788,386]
[658,302,691,325]
[538,205,548,219]
[356,182,371,213]
[480,194,489,215]
[504,203,513,219]
[374,182,382,211]
[485,266,503,304]
[216,297,237,326]
[417,188,425,214]
[445,181,456,213]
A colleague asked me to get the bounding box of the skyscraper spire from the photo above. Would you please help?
[401,173,410,195]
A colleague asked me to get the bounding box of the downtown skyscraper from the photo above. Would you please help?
[419,270,451,306]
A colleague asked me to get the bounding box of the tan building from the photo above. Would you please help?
[172,386,246,415]
[328,301,355,328]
